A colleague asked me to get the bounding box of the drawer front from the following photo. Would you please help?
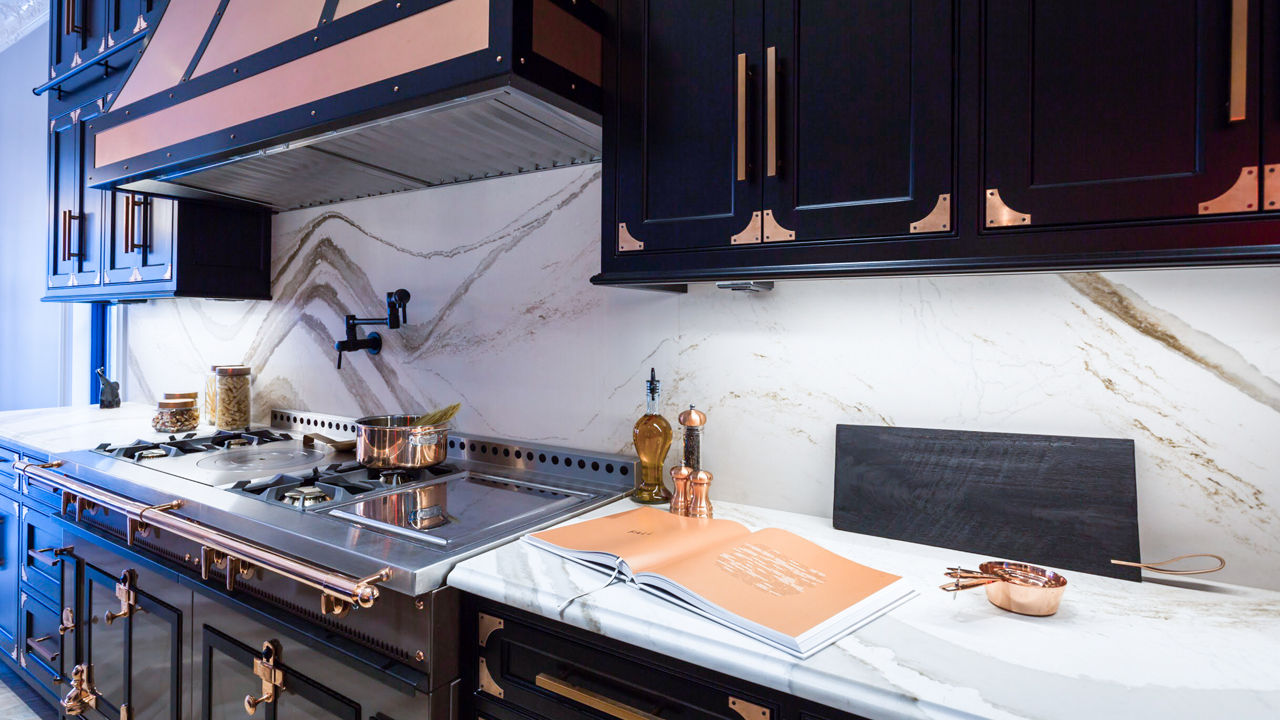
[0,446,17,490]
[21,506,65,603]
[22,465,63,510]
[19,589,65,698]
[474,608,776,720]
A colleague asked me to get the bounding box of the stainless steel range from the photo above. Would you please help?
[15,410,635,718]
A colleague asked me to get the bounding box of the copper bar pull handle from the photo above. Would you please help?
[1230,0,1248,122]
[535,674,662,720]
[132,196,147,252]
[123,195,134,253]
[61,210,70,262]
[766,45,778,177]
[736,52,747,182]
[64,0,74,35]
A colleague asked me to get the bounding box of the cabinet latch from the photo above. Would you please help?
[104,569,137,625]
[244,640,285,716]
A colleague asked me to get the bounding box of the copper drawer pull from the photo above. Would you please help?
[64,0,81,36]
[1230,0,1248,122]
[535,674,663,720]
[123,195,134,253]
[28,546,65,568]
[766,45,778,177]
[736,52,748,182]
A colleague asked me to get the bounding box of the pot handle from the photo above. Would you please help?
[939,567,1002,592]
[409,431,446,446]
[1110,553,1226,576]
[303,433,357,452]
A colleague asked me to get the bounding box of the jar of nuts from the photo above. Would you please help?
[213,365,252,430]
[153,398,199,433]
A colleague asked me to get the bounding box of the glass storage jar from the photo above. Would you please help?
[213,365,252,430]
[204,366,223,425]
[153,399,199,433]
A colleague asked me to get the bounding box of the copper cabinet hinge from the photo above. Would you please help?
[617,223,644,252]
[910,194,951,234]
[761,210,795,243]
[478,612,504,647]
[731,212,762,245]
[478,656,504,698]
[1265,165,1280,210]
[729,697,771,720]
[1200,166,1259,214]
[985,188,1030,227]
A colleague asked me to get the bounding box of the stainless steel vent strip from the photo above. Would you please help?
[13,461,390,611]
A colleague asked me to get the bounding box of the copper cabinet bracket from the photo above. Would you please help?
[1200,166,1259,214]
[731,212,762,245]
[761,210,795,243]
[985,188,1030,227]
[478,612,504,647]
[321,594,352,617]
[244,640,285,716]
[127,500,182,545]
[729,697,771,720]
[477,657,504,698]
[62,664,98,716]
[104,569,137,625]
[617,223,644,252]
[1265,165,1280,210]
[910,194,951,234]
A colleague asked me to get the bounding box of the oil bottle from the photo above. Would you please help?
[632,368,673,503]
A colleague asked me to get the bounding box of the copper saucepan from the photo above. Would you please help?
[354,414,449,469]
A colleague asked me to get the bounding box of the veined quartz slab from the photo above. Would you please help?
[449,498,1280,720]
[0,402,212,454]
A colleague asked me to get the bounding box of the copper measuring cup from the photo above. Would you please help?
[941,561,1068,616]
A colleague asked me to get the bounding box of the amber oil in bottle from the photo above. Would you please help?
[632,368,673,503]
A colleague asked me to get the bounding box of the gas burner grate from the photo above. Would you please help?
[96,429,295,461]
[226,462,462,510]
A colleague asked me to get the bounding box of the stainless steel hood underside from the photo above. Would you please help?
[141,85,601,212]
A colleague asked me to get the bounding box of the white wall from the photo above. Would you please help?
[123,165,1280,590]
[0,23,78,411]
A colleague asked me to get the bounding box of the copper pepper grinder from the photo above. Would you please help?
[672,405,709,516]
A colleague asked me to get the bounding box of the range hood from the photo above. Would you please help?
[83,0,604,211]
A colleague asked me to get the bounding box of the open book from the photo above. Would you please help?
[523,507,915,658]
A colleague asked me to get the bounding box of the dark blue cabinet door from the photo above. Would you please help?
[763,1,955,242]
[0,494,19,659]
[983,0,1260,228]
[49,0,112,74]
[612,0,764,254]
[48,105,105,294]
[104,193,176,285]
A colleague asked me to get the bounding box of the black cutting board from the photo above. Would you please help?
[833,425,1140,581]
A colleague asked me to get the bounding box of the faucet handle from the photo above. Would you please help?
[387,289,410,327]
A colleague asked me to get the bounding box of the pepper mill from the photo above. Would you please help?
[669,465,694,515]
[685,470,714,519]
[677,405,707,470]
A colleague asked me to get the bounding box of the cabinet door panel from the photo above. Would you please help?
[984,0,1259,227]
[105,194,176,285]
[86,565,128,716]
[49,109,103,292]
[614,0,763,252]
[0,496,18,658]
[765,0,954,241]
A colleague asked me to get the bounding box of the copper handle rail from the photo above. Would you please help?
[14,461,390,615]
[766,45,778,177]
[736,52,748,182]
[1230,0,1249,122]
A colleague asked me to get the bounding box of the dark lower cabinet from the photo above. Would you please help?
[0,492,19,659]
[464,595,870,720]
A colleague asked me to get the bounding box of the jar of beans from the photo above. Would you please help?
[213,365,252,430]
[153,398,199,433]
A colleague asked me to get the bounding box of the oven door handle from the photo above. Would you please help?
[13,461,391,614]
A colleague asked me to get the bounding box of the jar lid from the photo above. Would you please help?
[164,392,199,400]
[214,365,251,376]
[158,399,196,409]
[678,405,707,427]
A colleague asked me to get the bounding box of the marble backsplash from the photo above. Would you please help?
[123,165,1280,590]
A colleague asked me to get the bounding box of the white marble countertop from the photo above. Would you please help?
[448,498,1280,720]
[0,402,214,454]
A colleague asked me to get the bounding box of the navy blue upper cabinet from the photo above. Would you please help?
[595,1,1280,288]
[763,0,954,242]
[48,104,104,294]
[983,0,1259,228]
